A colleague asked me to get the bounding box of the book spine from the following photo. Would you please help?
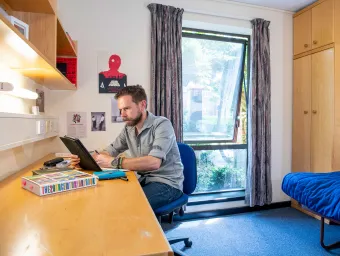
[40,177,97,196]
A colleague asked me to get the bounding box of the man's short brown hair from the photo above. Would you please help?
[114,85,147,107]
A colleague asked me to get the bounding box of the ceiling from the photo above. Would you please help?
[228,0,318,12]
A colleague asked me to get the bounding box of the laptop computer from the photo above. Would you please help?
[59,136,102,172]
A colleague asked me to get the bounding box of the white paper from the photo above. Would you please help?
[67,112,87,138]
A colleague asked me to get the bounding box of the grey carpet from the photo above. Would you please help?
[161,207,340,256]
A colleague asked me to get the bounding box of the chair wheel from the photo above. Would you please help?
[179,207,185,216]
[185,240,192,247]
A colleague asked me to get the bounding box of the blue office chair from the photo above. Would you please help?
[154,142,197,256]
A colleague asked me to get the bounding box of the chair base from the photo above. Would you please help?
[172,246,190,256]
[169,236,192,256]
[168,236,192,247]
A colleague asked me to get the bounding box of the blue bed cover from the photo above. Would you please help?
[282,172,340,221]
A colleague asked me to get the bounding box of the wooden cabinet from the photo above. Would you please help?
[292,56,311,172]
[312,0,334,49]
[310,49,334,173]
[292,0,340,222]
[294,10,312,55]
[293,48,335,173]
[0,0,77,90]
[294,0,336,56]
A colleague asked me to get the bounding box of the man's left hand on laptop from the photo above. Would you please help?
[67,154,80,169]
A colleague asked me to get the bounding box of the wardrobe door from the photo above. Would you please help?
[292,56,312,172]
[311,48,334,173]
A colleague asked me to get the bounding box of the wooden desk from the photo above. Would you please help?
[0,154,173,256]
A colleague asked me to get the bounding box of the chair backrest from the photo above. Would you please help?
[177,143,197,195]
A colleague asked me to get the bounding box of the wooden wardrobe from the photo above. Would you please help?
[292,0,340,221]
[293,0,340,174]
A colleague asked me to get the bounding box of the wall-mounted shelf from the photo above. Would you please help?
[1,0,55,14]
[0,112,59,152]
[0,12,76,90]
[57,18,77,57]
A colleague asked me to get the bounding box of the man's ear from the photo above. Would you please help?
[140,100,147,110]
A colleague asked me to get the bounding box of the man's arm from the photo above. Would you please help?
[102,128,128,157]
[120,156,161,171]
[94,153,161,170]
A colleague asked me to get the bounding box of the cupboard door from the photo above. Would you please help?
[292,56,312,172]
[294,10,312,55]
[312,0,334,49]
[311,48,334,173]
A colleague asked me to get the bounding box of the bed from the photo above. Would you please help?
[282,171,340,250]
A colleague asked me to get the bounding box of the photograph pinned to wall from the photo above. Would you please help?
[36,88,44,112]
[111,97,123,123]
[91,112,106,131]
[98,52,127,93]
[67,112,87,138]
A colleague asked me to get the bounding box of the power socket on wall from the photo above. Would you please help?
[36,120,45,135]
[36,120,59,135]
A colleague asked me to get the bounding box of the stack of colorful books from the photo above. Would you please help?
[21,170,97,196]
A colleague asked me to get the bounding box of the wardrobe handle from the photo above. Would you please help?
[304,111,308,114]
[312,110,317,114]
[304,44,309,48]
[313,40,318,45]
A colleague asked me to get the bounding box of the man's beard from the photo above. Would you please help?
[124,112,143,126]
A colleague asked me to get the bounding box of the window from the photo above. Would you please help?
[182,28,249,194]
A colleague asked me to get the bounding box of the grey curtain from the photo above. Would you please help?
[245,18,272,207]
[147,3,184,142]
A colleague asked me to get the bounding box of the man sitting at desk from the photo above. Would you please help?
[75,85,184,210]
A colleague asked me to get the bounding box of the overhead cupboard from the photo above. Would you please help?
[0,0,77,90]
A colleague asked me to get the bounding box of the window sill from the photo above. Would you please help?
[188,190,245,206]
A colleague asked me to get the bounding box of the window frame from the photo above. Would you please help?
[182,28,251,195]
[182,27,250,144]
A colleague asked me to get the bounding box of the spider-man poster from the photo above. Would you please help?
[98,53,127,93]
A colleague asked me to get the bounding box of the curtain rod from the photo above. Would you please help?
[185,8,253,22]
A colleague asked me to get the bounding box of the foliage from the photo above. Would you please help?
[194,150,246,192]
[182,30,249,193]
[182,36,246,134]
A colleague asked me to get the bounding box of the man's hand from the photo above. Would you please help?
[68,154,80,169]
[93,153,114,168]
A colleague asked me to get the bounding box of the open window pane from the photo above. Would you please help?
[182,33,246,142]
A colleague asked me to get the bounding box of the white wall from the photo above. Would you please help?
[0,65,57,180]
[52,0,293,202]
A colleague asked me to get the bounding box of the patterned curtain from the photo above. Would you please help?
[245,18,272,207]
[147,3,184,142]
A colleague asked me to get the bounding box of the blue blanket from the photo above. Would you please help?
[282,172,340,221]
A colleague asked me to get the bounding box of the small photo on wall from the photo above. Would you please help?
[111,97,123,123]
[91,112,106,131]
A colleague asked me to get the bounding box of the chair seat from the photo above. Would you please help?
[154,193,189,215]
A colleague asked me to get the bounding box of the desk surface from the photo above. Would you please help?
[0,154,173,256]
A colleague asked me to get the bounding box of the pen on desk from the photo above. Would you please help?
[120,177,129,182]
